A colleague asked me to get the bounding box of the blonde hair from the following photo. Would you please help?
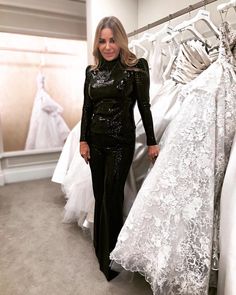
[92,16,138,69]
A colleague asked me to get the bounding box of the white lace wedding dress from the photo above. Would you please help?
[110,22,236,295]
[125,39,211,211]
[217,133,236,295]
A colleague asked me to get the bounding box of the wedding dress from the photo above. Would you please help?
[110,22,236,295]
[51,121,94,227]
[52,121,81,184]
[60,123,94,226]
[25,73,70,150]
[217,133,236,295]
[125,39,212,207]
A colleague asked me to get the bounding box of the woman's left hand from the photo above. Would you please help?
[148,145,160,163]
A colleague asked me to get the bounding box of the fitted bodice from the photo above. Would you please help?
[80,58,156,146]
[170,40,211,84]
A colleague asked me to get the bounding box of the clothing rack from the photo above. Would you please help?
[217,0,236,11]
[127,0,218,37]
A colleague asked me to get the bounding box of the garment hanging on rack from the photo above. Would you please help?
[25,73,70,150]
[217,133,236,295]
[124,39,212,211]
[52,121,81,184]
[110,22,236,295]
[52,121,94,227]
[129,25,171,99]
[217,36,236,293]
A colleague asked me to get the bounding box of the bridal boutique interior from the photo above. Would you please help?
[1,33,87,152]
[1,0,236,294]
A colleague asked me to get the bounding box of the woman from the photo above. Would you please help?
[80,16,159,281]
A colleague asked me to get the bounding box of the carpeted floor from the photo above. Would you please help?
[0,178,152,295]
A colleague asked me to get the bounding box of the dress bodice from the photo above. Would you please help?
[170,40,211,84]
[218,22,236,68]
[80,58,156,146]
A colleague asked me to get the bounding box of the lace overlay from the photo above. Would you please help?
[110,22,236,295]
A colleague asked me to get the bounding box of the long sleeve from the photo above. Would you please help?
[80,66,93,142]
[133,58,157,146]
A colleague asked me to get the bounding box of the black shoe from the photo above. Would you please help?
[106,269,120,281]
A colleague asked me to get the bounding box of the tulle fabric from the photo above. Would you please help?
[52,122,81,184]
[51,122,94,227]
[25,86,70,150]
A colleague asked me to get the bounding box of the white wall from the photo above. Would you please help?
[0,114,3,154]
[86,0,138,63]
[138,0,197,27]
[0,0,86,39]
[0,114,3,185]
[137,0,236,36]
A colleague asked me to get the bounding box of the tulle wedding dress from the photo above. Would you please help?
[25,73,70,150]
[52,121,94,227]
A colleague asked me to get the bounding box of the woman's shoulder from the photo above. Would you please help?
[130,58,149,75]
[85,65,94,79]
[136,58,149,71]
[84,65,94,83]
[86,65,92,72]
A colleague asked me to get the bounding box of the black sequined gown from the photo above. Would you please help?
[80,57,156,280]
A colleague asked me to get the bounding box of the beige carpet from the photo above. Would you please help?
[0,178,152,295]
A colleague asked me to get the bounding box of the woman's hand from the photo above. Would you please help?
[80,141,90,164]
[148,145,160,164]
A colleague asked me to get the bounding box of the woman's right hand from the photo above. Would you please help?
[80,141,90,164]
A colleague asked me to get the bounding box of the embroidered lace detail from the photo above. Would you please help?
[110,22,236,295]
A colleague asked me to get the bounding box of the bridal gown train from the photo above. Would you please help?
[110,22,236,295]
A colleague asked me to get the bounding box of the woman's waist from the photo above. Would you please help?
[91,114,135,130]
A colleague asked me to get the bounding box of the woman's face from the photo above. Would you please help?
[98,28,120,61]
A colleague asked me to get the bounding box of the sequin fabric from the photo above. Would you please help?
[80,58,156,146]
[110,22,236,295]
